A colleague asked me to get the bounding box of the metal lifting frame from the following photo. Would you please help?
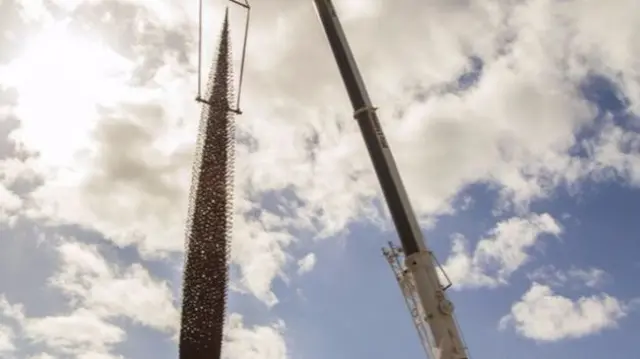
[311,1,469,358]
[196,0,251,114]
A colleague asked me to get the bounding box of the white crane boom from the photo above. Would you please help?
[311,1,469,358]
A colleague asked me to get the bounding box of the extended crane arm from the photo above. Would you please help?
[311,1,468,358]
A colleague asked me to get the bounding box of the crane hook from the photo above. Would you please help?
[196,0,251,115]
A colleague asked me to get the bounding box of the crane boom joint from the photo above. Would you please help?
[353,105,378,119]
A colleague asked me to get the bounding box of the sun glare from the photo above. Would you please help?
[4,21,133,167]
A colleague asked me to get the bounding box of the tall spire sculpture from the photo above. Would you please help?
[179,9,235,359]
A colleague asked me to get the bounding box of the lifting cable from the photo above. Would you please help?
[196,0,251,115]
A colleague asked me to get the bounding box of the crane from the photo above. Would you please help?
[311,1,469,358]
[193,0,469,358]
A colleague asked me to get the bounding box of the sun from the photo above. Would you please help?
[2,21,133,167]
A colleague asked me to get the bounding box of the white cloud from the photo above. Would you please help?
[49,240,180,333]
[334,0,383,22]
[297,253,316,276]
[0,237,179,358]
[230,208,298,307]
[0,154,26,226]
[25,309,125,354]
[499,282,629,341]
[0,294,125,358]
[74,353,124,359]
[28,354,57,359]
[222,313,288,359]
[528,265,608,289]
[0,295,25,323]
[443,213,562,289]
[13,0,51,23]
[0,323,16,353]
[567,268,608,288]
[0,183,21,224]
[0,158,39,186]
[582,120,640,185]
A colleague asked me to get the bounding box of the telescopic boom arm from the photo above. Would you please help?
[311,1,468,358]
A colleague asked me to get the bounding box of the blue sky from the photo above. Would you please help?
[1,0,640,359]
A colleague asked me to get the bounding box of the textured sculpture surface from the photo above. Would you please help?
[179,12,235,359]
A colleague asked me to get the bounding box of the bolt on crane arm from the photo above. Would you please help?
[311,1,468,358]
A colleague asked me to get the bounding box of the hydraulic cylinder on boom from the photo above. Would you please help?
[311,1,469,358]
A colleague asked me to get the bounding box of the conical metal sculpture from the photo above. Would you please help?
[179,9,235,359]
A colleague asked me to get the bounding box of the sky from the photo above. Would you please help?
[0,0,640,358]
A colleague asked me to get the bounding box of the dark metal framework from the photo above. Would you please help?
[179,11,236,359]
